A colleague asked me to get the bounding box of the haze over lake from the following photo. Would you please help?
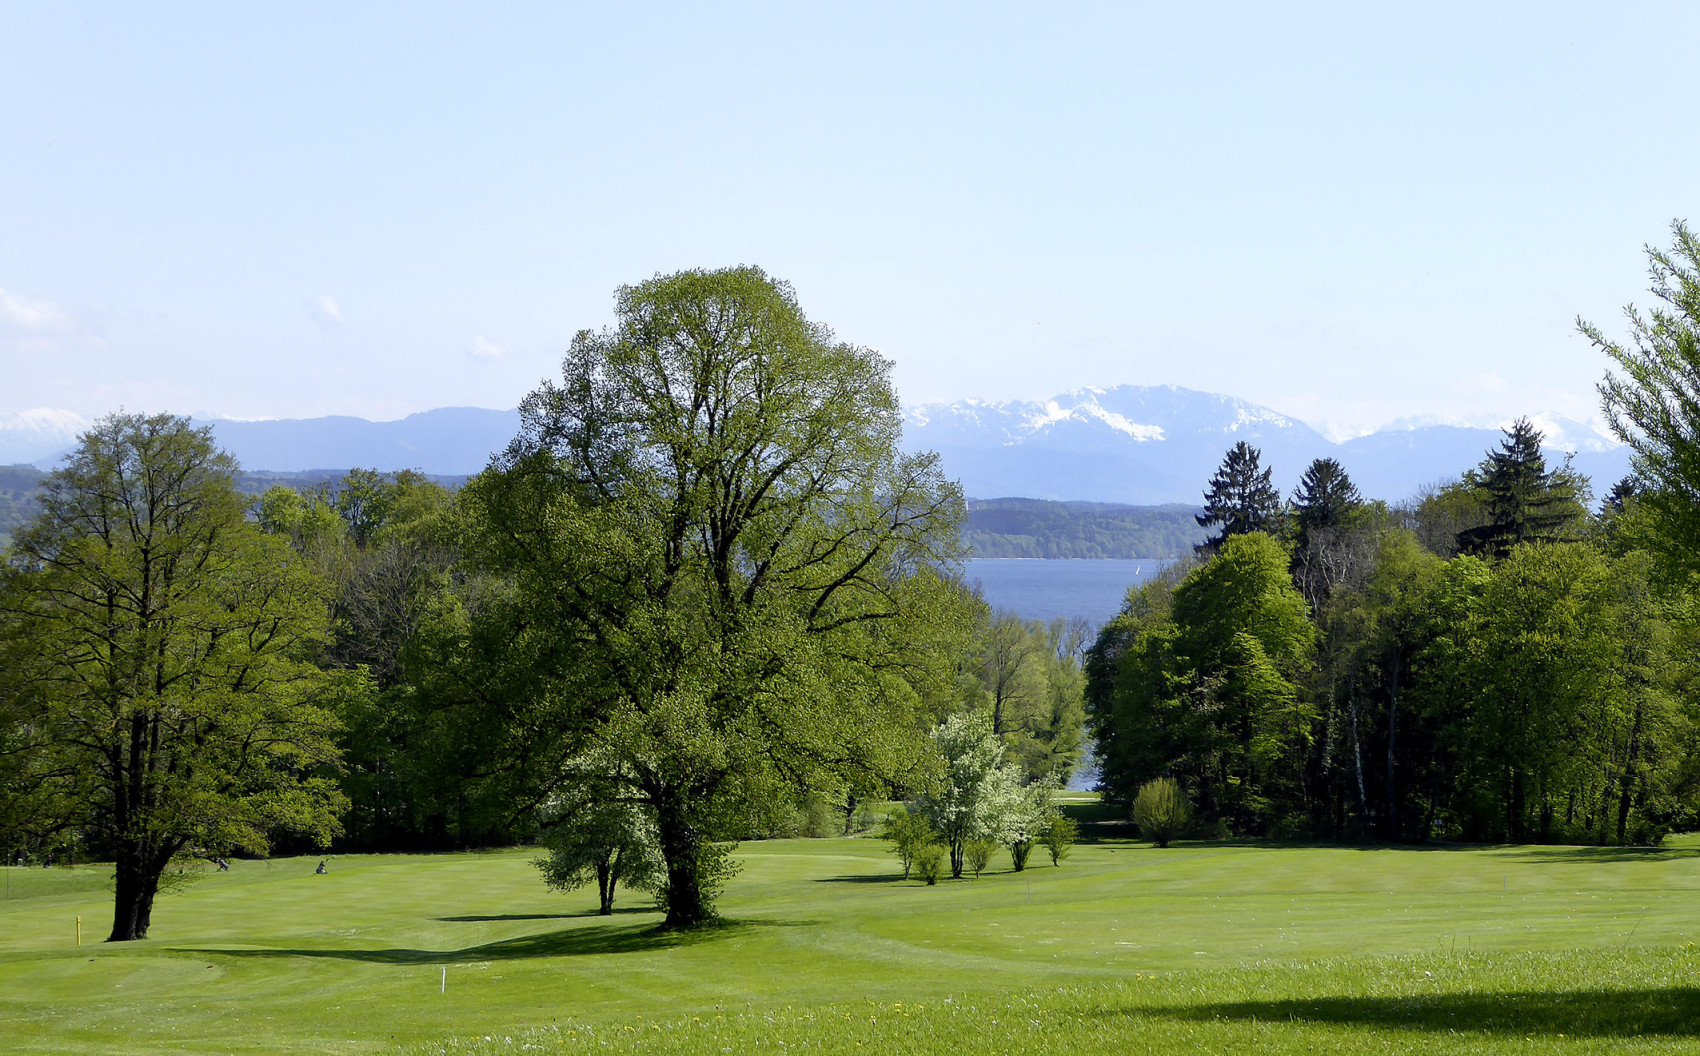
[964,558,1164,629]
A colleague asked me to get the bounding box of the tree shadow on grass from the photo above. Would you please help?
[436,907,652,922]
[1129,987,1700,1038]
[184,918,815,964]
[1503,845,1700,864]
[815,872,909,884]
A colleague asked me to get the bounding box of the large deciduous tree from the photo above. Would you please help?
[458,267,968,927]
[0,414,349,941]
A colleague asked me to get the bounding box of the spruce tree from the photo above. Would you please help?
[1456,418,1584,557]
[1289,457,1364,607]
[1195,441,1281,553]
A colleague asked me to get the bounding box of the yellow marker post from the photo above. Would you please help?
[76,916,82,946]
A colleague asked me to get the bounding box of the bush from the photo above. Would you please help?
[1008,838,1034,871]
[1131,777,1191,848]
[915,844,945,885]
[965,838,996,878]
[881,806,935,879]
[1042,813,1078,865]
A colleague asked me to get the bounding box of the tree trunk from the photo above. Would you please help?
[596,855,614,915]
[653,790,711,929]
[108,841,162,942]
[1618,695,1645,845]
[1383,653,1400,840]
[949,833,965,879]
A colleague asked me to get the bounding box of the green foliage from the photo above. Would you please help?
[1132,777,1192,847]
[880,806,934,879]
[0,414,351,941]
[1042,811,1078,864]
[1455,419,1587,557]
[1586,219,1700,591]
[963,837,996,878]
[1196,441,1282,552]
[536,795,663,916]
[913,843,945,885]
[912,713,1031,878]
[1289,458,1370,609]
[963,499,1206,559]
[964,610,1088,784]
[0,463,46,549]
[453,267,971,926]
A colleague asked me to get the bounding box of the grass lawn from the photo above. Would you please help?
[2,820,1698,1054]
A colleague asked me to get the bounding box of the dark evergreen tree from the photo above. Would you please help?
[1195,441,1281,553]
[1291,458,1362,537]
[1289,458,1365,608]
[1456,418,1585,557]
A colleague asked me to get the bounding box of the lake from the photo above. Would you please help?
[963,558,1166,630]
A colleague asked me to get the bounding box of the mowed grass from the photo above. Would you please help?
[1,823,1698,1054]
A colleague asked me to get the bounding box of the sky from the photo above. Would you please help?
[2,3,1697,440]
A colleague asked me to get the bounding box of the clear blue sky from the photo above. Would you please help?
[2,3,1695,438]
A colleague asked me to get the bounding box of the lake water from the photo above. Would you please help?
[964,558,1164,630]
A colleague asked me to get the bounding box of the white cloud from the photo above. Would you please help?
[0,287,71,333]
[317,295,343,323]
[467,335,505,361]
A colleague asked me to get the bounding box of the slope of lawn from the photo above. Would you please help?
[1,823,1698,1054]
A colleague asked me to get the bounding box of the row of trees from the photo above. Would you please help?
[1092,221,1700,845]
[0,268,1085,939]
[1093,424,1696,845]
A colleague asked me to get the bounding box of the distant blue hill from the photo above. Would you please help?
[189,407,521,476]
[9,388,1631,505]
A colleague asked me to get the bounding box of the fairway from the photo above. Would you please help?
[2,831,1699,1054]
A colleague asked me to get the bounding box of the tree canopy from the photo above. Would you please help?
[1196,442,1281,553]
[452,267,971,926]
[1585,219,1700,587]
[0,414,350,940]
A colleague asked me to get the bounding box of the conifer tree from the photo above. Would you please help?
[1195,441,1281,553]
[1290,457,1365,608]
[1456,418,1584,557]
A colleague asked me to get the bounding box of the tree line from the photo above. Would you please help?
[1088,224,1700,845]
[1088,417,1699,844]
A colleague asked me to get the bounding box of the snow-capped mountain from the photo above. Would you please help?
[4,388,1630,504]
[0,408,93,465]
[901,385,1631,504]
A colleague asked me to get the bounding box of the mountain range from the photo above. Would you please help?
[1,386,1632,504]
[901,386,1631,504]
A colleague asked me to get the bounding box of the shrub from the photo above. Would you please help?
[965,838,997,878]
[1042,813,1078,865]
[1009,838,1034,871]
[881,806,935,879]
[1131,777,1191,848]
[915,844,946,885]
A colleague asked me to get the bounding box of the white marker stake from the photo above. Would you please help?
[441,967,446,994]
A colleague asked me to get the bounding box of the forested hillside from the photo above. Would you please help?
[0,465,45,546]
[966,498,1206,558]
[0,464,466,546]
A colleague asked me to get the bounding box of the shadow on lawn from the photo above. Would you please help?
[1503,845,1700,864]
[186,918,814,964]
[436,907,652,922]
[815,872,909,884]
[1131,987,1700,1038]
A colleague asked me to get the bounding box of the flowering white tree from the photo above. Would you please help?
[913,713,1029,878]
